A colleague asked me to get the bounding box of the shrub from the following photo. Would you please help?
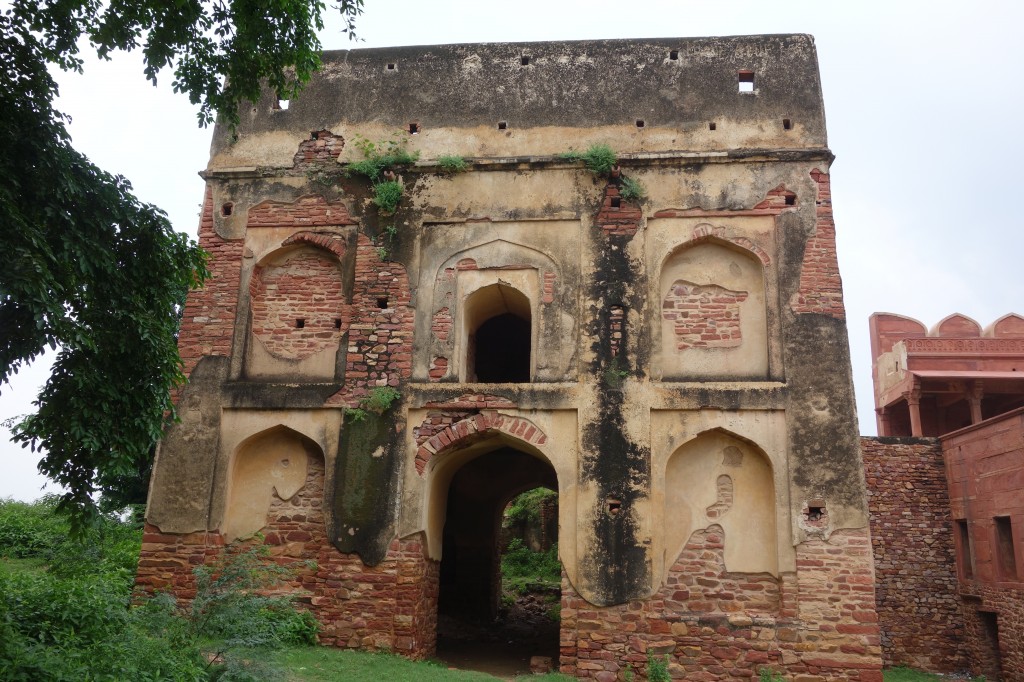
[372,180,404,214]
[437,155,469,173]
[559,143,617,176]
[647,652,670,682]
[619,176,647,202]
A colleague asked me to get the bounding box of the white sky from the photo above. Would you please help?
[3,0,1022,500]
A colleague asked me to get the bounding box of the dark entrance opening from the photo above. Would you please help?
[464,283,532,383]
[975,610,1003,681]
[474,313,531,383]
[436,446,560,677]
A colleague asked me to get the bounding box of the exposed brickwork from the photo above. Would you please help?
[326,234,414,407]
[431,307,452,341]
[428,356,448,381]
[660,223,771,266]
[422,394,517,410]
[249,250,347,360]
[753,185,798,210]
[543,271,558,304]
[176,186,243,385]
[281,230,347,259]
[414,411,547,474]
[861,437,965,672]
[559,528,881,681]
[597,184,643,237]
[942,409,1024,681]
[136,454,439,658]
[609,305,625,358]
[791,169,846,319]
[248,194,357,228]
[661,281,749,350]
[292,129,345,167]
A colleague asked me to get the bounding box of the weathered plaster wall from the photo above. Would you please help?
[140,35,881,679]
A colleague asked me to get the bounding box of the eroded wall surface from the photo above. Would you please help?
[860,437,965,673]
[138,35,881,680]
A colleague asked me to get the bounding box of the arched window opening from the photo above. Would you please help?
[464,283,532,383]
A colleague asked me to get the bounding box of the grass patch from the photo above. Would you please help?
[271,647,499,681]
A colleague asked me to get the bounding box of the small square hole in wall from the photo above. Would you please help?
[295,318,305,329]
[738,70,755,92]
[806,501,826,522]
[610,197,621,209]
[521,55,531,66]
[275,98,290,110]
[386,63,396,71]
[783,118,792,130]
[606,497,622,516]
[408,122,419,134]
[669,49,679,60]
[221,202,233,217]
[709,122,717,131]
[497,120,508,130]
[334,318,342,329]
[377,297,389,309]
[635,119,645,128]
[785,194,796,206]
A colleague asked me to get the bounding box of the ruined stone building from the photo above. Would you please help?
[137,36,886,680]
[862,313,1024,681]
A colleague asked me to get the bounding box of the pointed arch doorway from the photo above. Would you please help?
[429,439,561,676]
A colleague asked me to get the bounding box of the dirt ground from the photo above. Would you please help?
[436,593,560,680]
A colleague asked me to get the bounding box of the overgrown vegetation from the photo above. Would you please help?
[345,386,402,423]
[505,487,557,526]
[882,668,985,682]
[619,175,647,202]
[559,143,647,204]
[759,667,786,682]
[501,538,561,595]
[0,498,317,681]
[559,143,618,176]
[344,135,420,216]
[437,154,470,173]
[647,652,671,682]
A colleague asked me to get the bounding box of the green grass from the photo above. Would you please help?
[272,647,500,681]
[0,556,48,575]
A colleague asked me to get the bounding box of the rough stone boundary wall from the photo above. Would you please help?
[860,436,965,672]
[560,528,882,681]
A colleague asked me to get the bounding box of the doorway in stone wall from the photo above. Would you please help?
[435,446,560,677]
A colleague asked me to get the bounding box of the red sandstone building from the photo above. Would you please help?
[865,313,1024,681]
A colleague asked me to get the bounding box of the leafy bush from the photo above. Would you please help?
[505,487,556,525]
[501,538,560,594]
[372,180,404,215]
[0,496,67,559]
[647,652,670,682]
[619,175,647,202]
[0,499,318,681]
[346,386,402,422]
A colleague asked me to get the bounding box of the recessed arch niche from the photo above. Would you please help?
[663,429,778,576]
[657,239,767,380]
[222,425,324,542]
[246,244,347,379]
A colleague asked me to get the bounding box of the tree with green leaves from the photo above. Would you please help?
[0,0,363,532]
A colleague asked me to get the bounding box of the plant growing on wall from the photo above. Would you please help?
[345,134,420,216]
[559,143,618,176]
[345,386,402,423]
[560,144,647,203]
[437,154,469,173]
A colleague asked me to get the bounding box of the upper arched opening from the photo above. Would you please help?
[464,282,532,383]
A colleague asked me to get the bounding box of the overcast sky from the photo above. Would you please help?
[2,0,1022,500]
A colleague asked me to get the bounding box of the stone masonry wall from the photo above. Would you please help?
[860,436,965,673]
[559,528,882,681]
[791,169,845,319]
